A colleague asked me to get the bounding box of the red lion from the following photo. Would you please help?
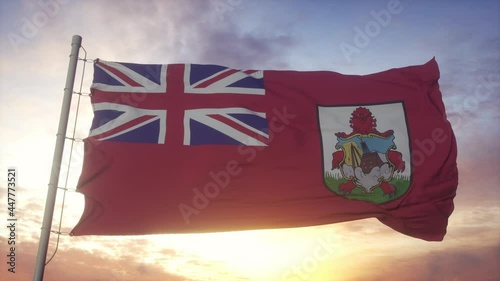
[331,107,405,197]
[334,107,394,138]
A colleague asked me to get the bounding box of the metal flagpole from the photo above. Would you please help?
[33,35,82,281]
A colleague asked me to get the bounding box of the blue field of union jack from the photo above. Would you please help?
[89,60,268,146]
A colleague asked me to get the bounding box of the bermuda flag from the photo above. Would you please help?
[72,58,458,241]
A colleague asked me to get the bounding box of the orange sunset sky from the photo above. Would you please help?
[0,0,499,280]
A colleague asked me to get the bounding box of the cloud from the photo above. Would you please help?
[2,238,195,281]
[45,0,295,70]
[437,33,500,137]
[327,232,500,281]
[365,245,500,281]
[445,205,500,244]
[195,28,294,69]
[452,155,500,207]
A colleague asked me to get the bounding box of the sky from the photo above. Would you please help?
[0,0,499,280]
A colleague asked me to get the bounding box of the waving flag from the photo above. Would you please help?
[72,58,458,241]
[90,102,167,143]
[184,108,269,146]
[92,60,167,93]
[184,64,265,95]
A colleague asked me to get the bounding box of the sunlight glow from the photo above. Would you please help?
[142,226,351,281]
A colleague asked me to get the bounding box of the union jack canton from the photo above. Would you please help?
[89,60,268,146]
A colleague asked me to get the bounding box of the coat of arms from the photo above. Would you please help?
[318,103,411,204]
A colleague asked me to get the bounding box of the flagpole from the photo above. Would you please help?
[33,35,82,281]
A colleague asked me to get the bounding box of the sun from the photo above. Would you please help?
[146,226,349,281]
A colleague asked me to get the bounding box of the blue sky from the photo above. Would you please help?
[0,0,499,280]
